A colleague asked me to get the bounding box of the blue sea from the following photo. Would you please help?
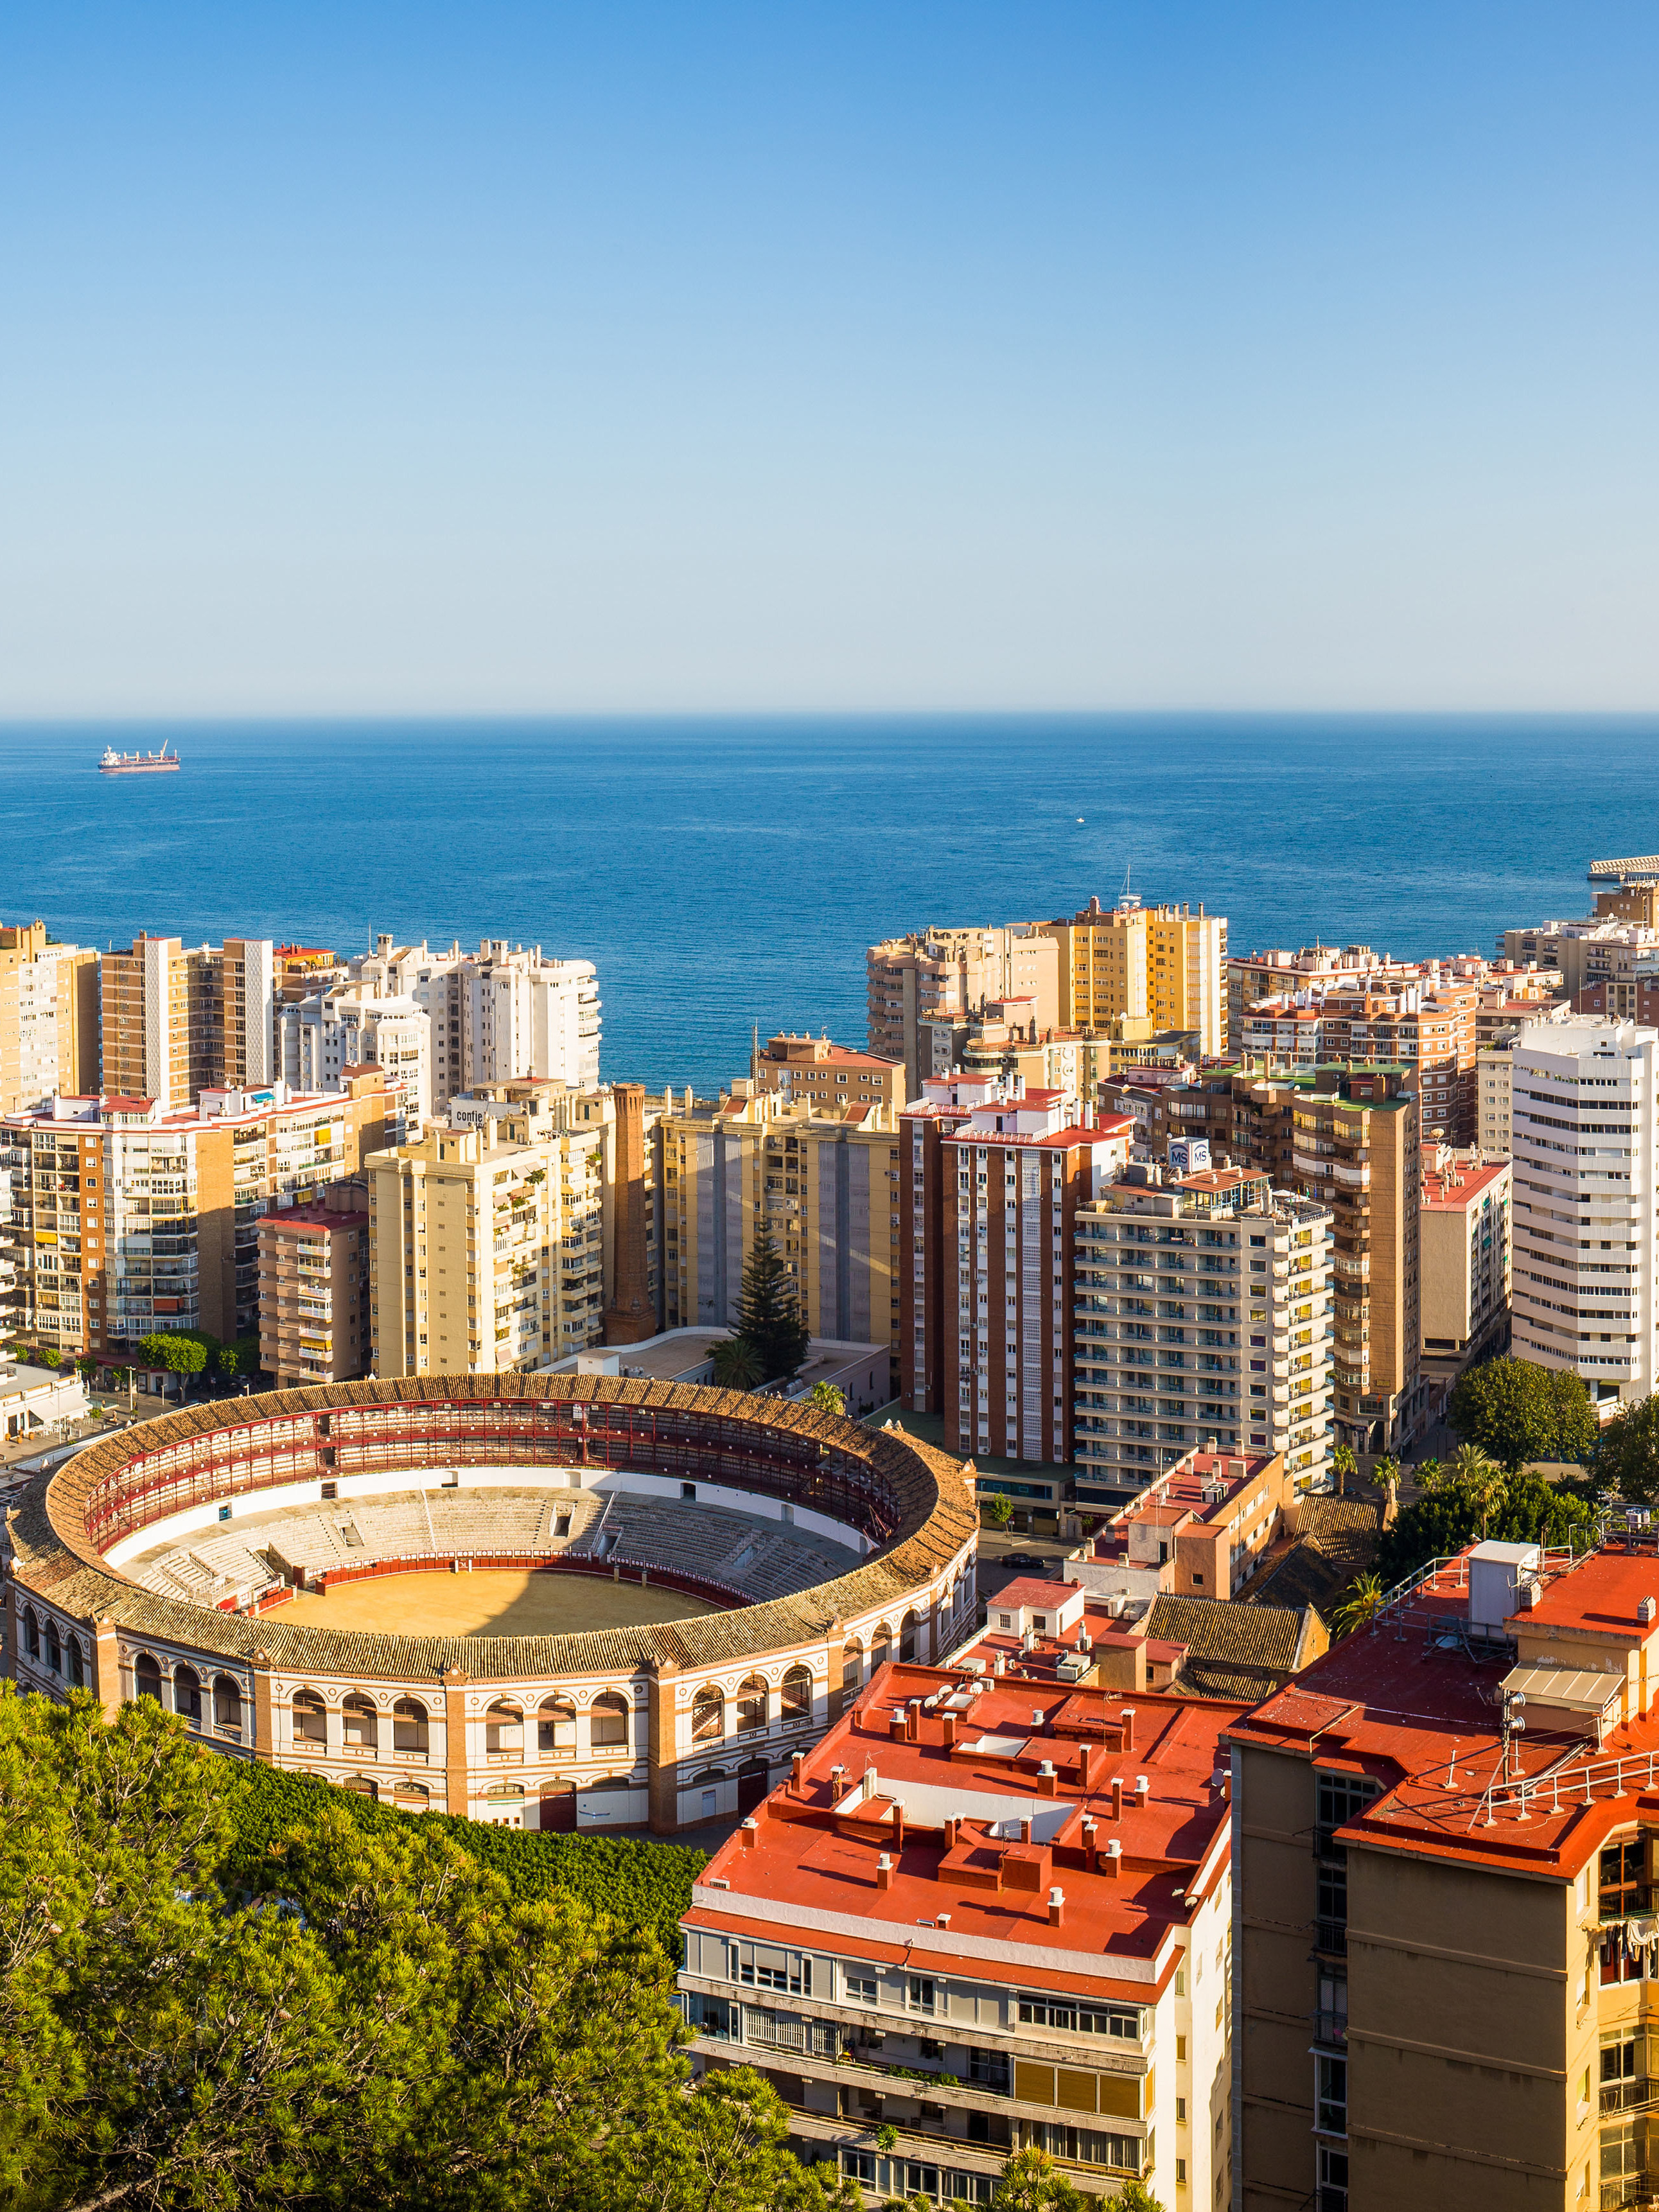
[1,714,1655,1095]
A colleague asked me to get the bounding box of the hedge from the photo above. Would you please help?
[224,1761,707,1960]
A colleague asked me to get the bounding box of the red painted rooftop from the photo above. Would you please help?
[1227,1543,1659,1880]
[687,1662,1242,1981]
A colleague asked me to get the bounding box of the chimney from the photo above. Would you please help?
[1642,1597,1657,1627]
[740,1818,759,1850]
[1134,1775,1150,1809]
[1222,1770,1232,1804]
[791,1752,805,1793]
[1119,1708,1136,1754]
[906,1703,920,1743]
[944,1818,958,1850]
[1048,1886,1066,1927]
[891,1802,906,1850]
[876,1852,895,1890]
[890,1707,906,1742]
[1038,1759,1058,1798]
[942,1710,958,1750]
[1021,1818,1033,1845]
[1031,1708,1045,1732]
[1078,1743,1094,1787]
[936,1910,952,1930]
[1110,1776,1123,1821]
[1103,1838,1122,1879]
[1081,1816,1098,1854]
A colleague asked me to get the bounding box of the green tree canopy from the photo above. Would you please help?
[733,1227,810,1385]
[0,1688,866,2212]
[1447,1356,1597,1471]
[989,2149,1087,2212]
[137,1330,209,1378]
[711,1337,764,1391]
[1596,1393,1659,1507]
[807,1380,846,1417]
[1376,1467,1595,1588]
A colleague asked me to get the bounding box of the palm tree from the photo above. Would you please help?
[1331,1443,1357,1497]
[710,1337,763,1391]
[808,1380,847,1417]
[1331,1570,1384,1640]
[1449,1441,1504,1536]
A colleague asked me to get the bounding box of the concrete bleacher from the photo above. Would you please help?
[123,1483,856,1612]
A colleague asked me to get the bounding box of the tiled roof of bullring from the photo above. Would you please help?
[6,1376,978,1682]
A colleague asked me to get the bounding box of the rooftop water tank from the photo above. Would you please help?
[1468,1540,1543,1635]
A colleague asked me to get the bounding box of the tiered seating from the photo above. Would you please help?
[723,1529,861,1602]
[426,1492,549,1554]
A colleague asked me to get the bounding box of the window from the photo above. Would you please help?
[969,2047,1010,2092]
[173,1664,202,1726]
[1316,1862,1347,1952]
[213,1675,242,1732]
[590,1693,629,1748]
[1315,1770,1378,1850]
[45,1621,62,1674]
[1601,1837,1649,1921]
[293,1688,326,1744]
[484,1701,523,1757]
[692,1687,724,1742]
[538,1697,575,1753]
[1602,2033,1645,2112]
[1315,2053,1347,2136]
[730,1943,811,1995]
[1317,2144,1348,2212]
[908,1974,936,2014]
[780,1666,812,1724]
[393,1697,429,1753]
[22,1610,38,1662]
[342,1693,379,1750]
[736,1679,768,1734]
[841,1641,863,1694]
[845,1972,878,2005]
[134,1652,162,1704]
[1017,1996,1143,2039]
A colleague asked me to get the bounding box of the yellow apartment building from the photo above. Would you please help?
[1041,897,1228,1057]
[0,920,98,1113]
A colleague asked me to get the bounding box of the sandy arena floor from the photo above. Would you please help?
[277,1567,717,1637]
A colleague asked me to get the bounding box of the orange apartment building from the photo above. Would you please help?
[753,1032,908,1114]
[1233,1530,1659,2212]
[0,920,99,1114]
[867,926,1062,1099]
[100,933,276,1109]
[256,1177,372,1383]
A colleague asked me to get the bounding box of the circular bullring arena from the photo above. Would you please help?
[3,1376,979,1833]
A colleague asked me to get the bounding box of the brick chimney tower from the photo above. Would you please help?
[604,1083,658,1345]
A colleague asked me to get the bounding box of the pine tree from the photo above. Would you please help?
[734,1226,810,1384]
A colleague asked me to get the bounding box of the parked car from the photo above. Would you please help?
[997,1552,1054,1572]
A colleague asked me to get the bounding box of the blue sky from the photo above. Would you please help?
[1,2,1655,713]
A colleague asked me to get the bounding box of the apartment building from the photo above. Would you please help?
[99,934,275,1110]
[0,921,98,1114]
[866,927,1061,1098]
[1071,1165,1333,1505]
[753,1033,906,1114]
[1042,897,1227,1058]
[1420,1150,1511,1360]
[449,1077,663,1356]
[1509,1021,1658,1411]
[1228,1066,1421,1459]
[1232,1531,1659,2212]
[912,1082,1132,1467]
[1477,1041,1516,1156]
[680,1662,1240,2210]
[365,1093,613,1377]
[662,1089,904,1387]
[277,987,431,1137]
[256,1178,371,1384]
[1,1073,391,1362]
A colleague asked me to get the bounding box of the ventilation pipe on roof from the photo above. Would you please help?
[1642,1597,1658,1627]
[1134,1775,1150,1808]
[1111,1777,1124,1821]
[1038,1760,1058,1798]
[891,1801,906,1850]
[1103,1839,1122,1879]
[876,1852,895,1891]
[791,1752,805,1793]
[942,1711,958,1750]
[936,1910,952,1929]
[890,1708,906,1742]
[740,1818,759,1850]
[1031,1708,1045,1732]
[1119,1708,1137,1754]
[1048,1886,1066,1927]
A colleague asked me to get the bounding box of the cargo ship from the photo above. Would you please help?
[98,742,180,775]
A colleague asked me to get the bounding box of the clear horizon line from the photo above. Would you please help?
[5,703,1659,729]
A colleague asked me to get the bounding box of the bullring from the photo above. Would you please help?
[2,1374,979,1833]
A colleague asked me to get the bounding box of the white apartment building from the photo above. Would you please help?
[345,936,600,1113]
[1509,1021,1657,1409]
[277,988,432,1138]
[1071,1166,1334,1504]
[1477,1042,1514,1156]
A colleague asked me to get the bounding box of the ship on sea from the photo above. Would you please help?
[98,742,180,776]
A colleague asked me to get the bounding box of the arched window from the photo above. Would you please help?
[900,1610,920,1663]
[342,1775,378,1800]
[538,1697,577,1754]
[213,1676,242,1732]
[780,1666,812,1724]
[692,1686,724,1742]
[45,1620,62,1675]
[691,1767,727,1785]
[392,1698,428,1753]
[841,1640,863,1694]
[590,1692,629,1749]
[485,1701,523,1757]
[65,1638,85,1690]
[293,1688,327,1745]
[173,1665,202,1726]
[871,1624,892,1672]
[735,1678,768,1734]
[392,1780,430,1808]
[134,1652,162,1705]
[22,1608,38,1662]
[342,1693,378,1750]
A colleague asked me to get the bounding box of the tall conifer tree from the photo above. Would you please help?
[734,1227,810,1383]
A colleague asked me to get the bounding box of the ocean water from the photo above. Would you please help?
[1,714,1655,1094]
